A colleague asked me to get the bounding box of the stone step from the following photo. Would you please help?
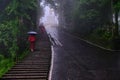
[1,79,46,80]
[2,75,47,79]
[1,32,51,79]
[7,70,48,73]
[3,73,47,76]
[11,67,49,70]
[11,68,48,71]
[16,63,50,65]
[13,65,49,67]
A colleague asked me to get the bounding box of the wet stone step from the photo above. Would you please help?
[25,55,50,57]
[1,33,51,79]
[1,79,47,80]
[12,64,47,66]
[11,67,49,70]
[22,57,50,59]
[25,58,50,59]
[24,56,50,58]
[11,68,48,71]
[18,60,50,62]
[13,64,49,67]
[5,79,47,80]
[12,66,49,68]
[16,63,50,65]
[19,60,50,63]
[2,75,47,79]
[15,62,49,64]
[12,67,49,69]
[17,62,50,64]
[25,56,51,58]
[23,58,50,59]
[7,70,48,73]
[3,73,48,76]
[10,70,48,73]
[27,55,50,57]
[24,58,50,59]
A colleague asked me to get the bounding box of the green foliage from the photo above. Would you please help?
[74,0,110,21]
[0,58,14,78]
[112,0,120,39]
[113,0,120,11]
[0,19,19,58]
[4,0,37,23]
[94,27,112,40]
[78,9,99,20]
[71,0,112,34]
[85,25,113,49]
[0,0,37,77]
[0,55,4,61]
[79,0,109,6]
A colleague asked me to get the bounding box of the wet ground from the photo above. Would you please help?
[47,27,120,80]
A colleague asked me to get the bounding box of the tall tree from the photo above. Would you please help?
[0,0,37,58]
[113,0,120,36]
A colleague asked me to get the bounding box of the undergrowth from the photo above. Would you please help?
[0,48,29,78]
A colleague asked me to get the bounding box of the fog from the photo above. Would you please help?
[39,0,59,28]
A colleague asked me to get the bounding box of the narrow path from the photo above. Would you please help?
[1,31,51,80]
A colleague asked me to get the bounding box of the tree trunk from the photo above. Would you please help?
[112,9,120,50]
[114,10,119,36]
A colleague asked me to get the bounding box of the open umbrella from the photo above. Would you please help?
[27,31,38,35]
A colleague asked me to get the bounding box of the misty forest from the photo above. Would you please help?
[0,0,120,79]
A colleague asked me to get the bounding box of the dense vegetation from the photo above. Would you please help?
[0,0,37,77]
[113,0,120,36]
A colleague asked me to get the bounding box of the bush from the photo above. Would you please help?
[85,25,113,49]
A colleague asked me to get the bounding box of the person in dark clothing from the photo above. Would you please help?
[39,24,46,40]
[39,24,45,34]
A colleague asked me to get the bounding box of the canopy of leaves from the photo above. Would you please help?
[49,0,112,35]
[0,0,37,58]
[113,0,120,11]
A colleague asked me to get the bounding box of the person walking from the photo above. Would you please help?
[39,23,46,40]
[28,34,36,52]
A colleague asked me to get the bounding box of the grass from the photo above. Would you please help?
[73,26,114,50]
[84,32,113,49]
[0,56,15,78]
[0,48,30,78]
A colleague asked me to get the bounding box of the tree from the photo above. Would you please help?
[0,0,37,58]
[113,0,120,36]
[112,0,120,49]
